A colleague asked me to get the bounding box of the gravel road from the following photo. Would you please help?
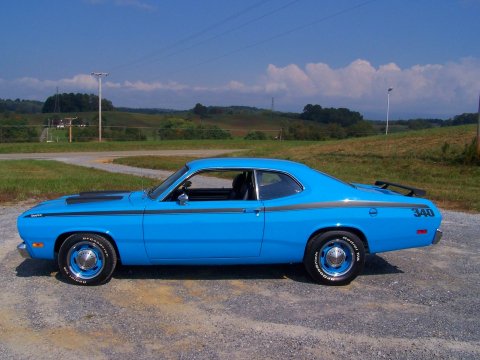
[1,204,479,359]
[0,149,241,180]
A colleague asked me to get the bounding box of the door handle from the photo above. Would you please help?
[243,208,262,215]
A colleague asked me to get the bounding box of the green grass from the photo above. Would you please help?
[4,110,299,129]
[1,110,298,141]
[1,124,478,212]
[0,138,315,154]
[0,160,157,203]
[111,125,480,212]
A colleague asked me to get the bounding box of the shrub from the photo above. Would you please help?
[244,131,268,140]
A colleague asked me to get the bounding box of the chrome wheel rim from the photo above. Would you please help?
[319,239,354,277]
[67,241,104,280]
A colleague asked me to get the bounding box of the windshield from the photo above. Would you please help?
[148,165,189,199]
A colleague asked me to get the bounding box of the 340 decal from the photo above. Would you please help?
[412,208,435,217]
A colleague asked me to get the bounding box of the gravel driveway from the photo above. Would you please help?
[0,149,241,180]
[1,204,479,359]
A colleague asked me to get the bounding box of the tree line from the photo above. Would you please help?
[0,98,43,114]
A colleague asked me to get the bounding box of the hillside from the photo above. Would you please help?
[111,124,480,212]
[3,110,321,140]
[1,103,477,143]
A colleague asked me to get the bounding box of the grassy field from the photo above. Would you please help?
[0,124,478,211]
[0,138,318,154]
[0,160,157,204]
[6,110,301,129]
[112,125,480,212]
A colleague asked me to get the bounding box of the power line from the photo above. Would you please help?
[163,0,378,77]
[111,0,276,72]
[121,0,301,71]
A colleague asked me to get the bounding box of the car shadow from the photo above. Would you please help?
[113,254,402,282]
[113,263,314,283]
[363,254,404,276]
[15,254,402,283]
[15,259,58,278]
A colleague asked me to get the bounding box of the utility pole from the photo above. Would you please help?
[386,87,393,135]
[91,72,108,142]
[271,97,275,124]
[477,93,480,156]
[53,86,60,114]
[65,117,77,143]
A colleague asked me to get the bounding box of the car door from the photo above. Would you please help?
[143,170,265,260]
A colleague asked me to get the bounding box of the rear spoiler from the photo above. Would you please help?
[374,180,426,197]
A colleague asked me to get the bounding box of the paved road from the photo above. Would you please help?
[1,205,479,359]
[0,149,240,180]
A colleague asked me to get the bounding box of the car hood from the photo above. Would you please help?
[20,190,145,217]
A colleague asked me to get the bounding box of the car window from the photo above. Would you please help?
[165,169,257,201]
[187,170,237,189]
[256,170,302,200]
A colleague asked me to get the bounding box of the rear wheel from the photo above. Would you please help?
[304,231,365,285]
[58,233,117,285]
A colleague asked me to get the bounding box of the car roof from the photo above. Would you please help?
[186,157,312,173]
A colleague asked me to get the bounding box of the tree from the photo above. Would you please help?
[192,103,208,117]
[0,98,43,114]
[300,104,363,126]
[42,93,114,113]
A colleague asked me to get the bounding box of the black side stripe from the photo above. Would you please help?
[25,208,244,217]
[144,208,245,214]
[26,210,144,217]
[265,201,430,212]
[24,201,430,218]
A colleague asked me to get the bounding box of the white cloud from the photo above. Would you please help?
[122,80,188,91]
[262,58,480,108]
[1,58,479,117]
[10,74,98,91]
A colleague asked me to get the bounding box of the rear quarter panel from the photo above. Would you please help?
[260,169,442,260]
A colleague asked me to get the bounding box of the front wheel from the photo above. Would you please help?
[58,233,117,285]
[304,231,365,286]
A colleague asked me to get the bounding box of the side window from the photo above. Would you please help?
[187,170,237,189]
[166,169,256,201]
[256,170,302,200]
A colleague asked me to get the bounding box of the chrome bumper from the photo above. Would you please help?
[17,243,31,259]
[432,229,443,245]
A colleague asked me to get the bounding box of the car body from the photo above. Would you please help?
[17,157,442,285]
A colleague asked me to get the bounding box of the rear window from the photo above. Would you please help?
[256,170,302,200]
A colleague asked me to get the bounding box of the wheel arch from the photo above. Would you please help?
[54,231,121,264]
[306,226,370,255]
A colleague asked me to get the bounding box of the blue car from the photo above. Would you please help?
[17,158,442,286]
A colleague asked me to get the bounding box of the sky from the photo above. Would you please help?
[1,0,480,119]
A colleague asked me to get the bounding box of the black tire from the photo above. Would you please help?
[304,231,365,286]
[58,233,117,286]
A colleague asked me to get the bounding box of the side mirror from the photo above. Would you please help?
[177,193,189,206]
